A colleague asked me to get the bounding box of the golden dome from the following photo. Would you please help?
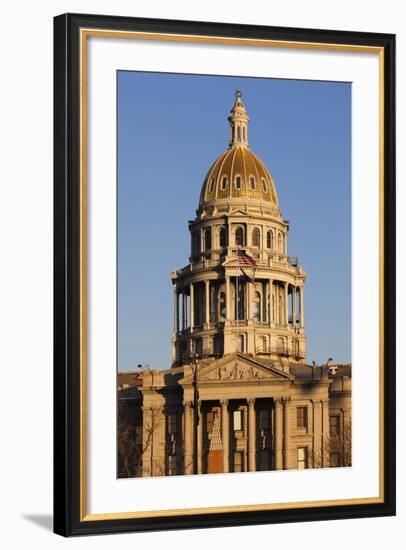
[199,91,279,208]
[199,146,278,206]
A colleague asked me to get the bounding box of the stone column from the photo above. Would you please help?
[292,286,297,330]
[299,286,305,328]
[246,281,251,320]
[182,289,187,331]
[221,400,229,473]
[184,400,193,474]
[205,280,210,325]
[313,400,322,467]
[226,275,231,320]
[283,397,292,469]
[198,401,203,474]
[269,278,273,326]
[285,283,289,326]
[322,399,330,468]
[173,286,179,333]
[247,399,256,472]
[275,398,283,470]
[190,283,194,332]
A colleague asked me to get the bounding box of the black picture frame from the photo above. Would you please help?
[54,12,396,537]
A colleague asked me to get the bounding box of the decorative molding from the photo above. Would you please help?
[200,362,272,381]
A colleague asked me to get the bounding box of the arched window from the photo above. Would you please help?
[239,334,245,353]
[252,227,260,248]
[243,127,246,141]
[219,292,226,321]
[237,126,241,141]
[253,291,261,321]
[266,230,273,249]
[208,178,215,193]
[235,175,241,189]
[250,176,256,190]
[220,176,228,191]
[204,228,212,251]
[219,226,227,247]
[262,178,268,193]
[235,227,244,247]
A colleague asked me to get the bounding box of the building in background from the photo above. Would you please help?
[117,92,351,477]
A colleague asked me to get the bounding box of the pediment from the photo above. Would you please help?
[180,353,292,385]
[228,208,248,217]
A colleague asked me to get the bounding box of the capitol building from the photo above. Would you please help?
[118,92,351,478]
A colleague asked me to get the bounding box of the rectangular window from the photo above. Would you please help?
[297,447,308,469]
[330,415,340,437]
[235,176,241,189]
[234,451,244,472]
[250,176,255,189]
[233,410,242,431]
[168,414,177,435]
[297,406,308,429]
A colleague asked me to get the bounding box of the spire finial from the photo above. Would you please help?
[228,90,249,148]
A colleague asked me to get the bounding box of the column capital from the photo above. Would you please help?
[183,400,193,408]
[247,397,255,407]
[274,397,283,405]
[220,399,229,407]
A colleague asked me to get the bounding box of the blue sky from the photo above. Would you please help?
[117,71,351,372]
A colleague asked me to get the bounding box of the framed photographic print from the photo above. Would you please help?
[53,13,396,536]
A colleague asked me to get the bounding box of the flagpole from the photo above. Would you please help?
[236,270,239,352]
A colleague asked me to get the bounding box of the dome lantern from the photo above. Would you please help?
[228,89,249,147]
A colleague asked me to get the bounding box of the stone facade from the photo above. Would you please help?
[117,91,351,477]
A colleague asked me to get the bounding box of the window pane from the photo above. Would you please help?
[252,228,260,247]
[236,228,244,246]
[297,406,307,428]
[297,447,308,469]
[219,227,226,247]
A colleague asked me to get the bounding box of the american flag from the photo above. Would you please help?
[236,249,257,268]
